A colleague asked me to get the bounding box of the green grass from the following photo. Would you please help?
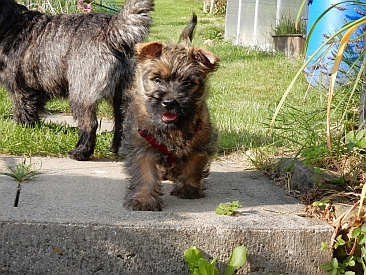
[0,0,325,158]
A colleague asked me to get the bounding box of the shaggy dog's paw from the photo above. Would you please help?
[68,149,91,161]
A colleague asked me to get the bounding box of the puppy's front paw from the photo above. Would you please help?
[171,185,205,199]
[123,196,163,211]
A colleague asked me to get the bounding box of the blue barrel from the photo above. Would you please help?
[305,0,365,87]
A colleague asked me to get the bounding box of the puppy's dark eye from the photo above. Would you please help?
[183,76,200,87]
[183,80,194,87]
[152,76,162,85]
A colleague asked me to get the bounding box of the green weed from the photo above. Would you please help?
[215,201,242,216]
[0,156,41,183]
[184,245,247,275]
[0,156,42,207]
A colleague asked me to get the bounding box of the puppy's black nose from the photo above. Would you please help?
[161,98,177,109]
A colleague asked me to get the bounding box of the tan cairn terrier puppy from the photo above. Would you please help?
[122,14,219,211]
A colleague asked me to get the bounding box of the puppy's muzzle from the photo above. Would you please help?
[161,98,178,110]
[161,99,178,123]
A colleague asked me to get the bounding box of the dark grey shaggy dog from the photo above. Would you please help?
[0,0,153,160]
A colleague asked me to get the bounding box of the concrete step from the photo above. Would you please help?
[0,115,332,274]
[0,155,332,275]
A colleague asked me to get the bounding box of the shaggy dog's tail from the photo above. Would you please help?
[108,0,154,51]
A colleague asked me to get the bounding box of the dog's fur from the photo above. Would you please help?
[0,0,153,160]
[121,14,219,211]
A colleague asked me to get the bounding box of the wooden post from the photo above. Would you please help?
[210,0,215,13]
[203,0,215,14]
[203,0,209,13]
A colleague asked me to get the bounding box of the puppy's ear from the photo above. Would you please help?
[135,42,163,60]
[193,48,219,72]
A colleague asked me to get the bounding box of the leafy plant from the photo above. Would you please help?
[321,234,357,275]
[352,225,366,246]
[334,235,347,250]
[345,129,366,152]
[271,11,306,35]
[321,241,329,252]
[321,256,356,275]
[184,246,247,275]
[215,201,242,216]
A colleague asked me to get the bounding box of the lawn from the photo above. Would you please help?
[0,0,326,158]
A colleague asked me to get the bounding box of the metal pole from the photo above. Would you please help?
[275,0,281,25]
[236,0,242,45]
[253,0,259,44]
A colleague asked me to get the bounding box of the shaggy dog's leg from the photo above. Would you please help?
[11,90,46,125]
[68,101,99,161]
[109,85,126,154]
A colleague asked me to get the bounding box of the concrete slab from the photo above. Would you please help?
[41,114,114,133]
[0,154,332,275]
